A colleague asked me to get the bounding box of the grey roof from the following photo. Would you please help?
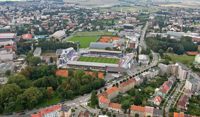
[90,42,114,49]
[153,108,163,116]
[89,49,122,54]
[33,47,42,57]
[167,31,185,38]
[67,61,119,68]
[56,49,63,56]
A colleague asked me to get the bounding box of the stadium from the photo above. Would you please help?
[57,47,134,73]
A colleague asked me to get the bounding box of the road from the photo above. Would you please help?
[163,81,186,117]
[139,21,148,53]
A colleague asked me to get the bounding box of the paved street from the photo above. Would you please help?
[139,21,148,53]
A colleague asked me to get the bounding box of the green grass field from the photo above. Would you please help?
[68,36,99,48]
[67,31,113,48]
[167,53,195,66]
[78,56,119,64]
[74,31,113,36]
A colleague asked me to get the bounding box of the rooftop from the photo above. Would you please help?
[130,105,145,112]
[109,103,121,110]
[106,87,119,95]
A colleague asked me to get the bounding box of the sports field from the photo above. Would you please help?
[78,56,119,64]
[68,36,99,48]
[67,31,113,48]
[74,31,113,36]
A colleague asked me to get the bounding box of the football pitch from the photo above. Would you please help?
[78,56,119,64]
[68,36,99,48]
[67,31,113,48]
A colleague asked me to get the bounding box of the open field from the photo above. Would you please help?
[100,6,159,13]
[166,53,195,66]
[78,56,119,64]
[68,36,99,48]
[74,31,113,36]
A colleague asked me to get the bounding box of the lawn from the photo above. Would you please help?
[78,56,119,64]
[166,53,195,66]
[74,31,113,36]
[68,36,99,48]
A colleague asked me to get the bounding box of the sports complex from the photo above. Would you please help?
[58,31,135,73]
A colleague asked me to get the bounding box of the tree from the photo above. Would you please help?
[134,97,142,105]
[8,74,31,89]
[121,100,130,113]
[27,56,41,66]
[90,91,98,108]
[17,87,43,109]
[0,84,22,113]
[5,70,11,76]
[33,76,59,90]
[47,87,54,99]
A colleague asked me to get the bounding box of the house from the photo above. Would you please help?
[0,33,16,47]
[105,87,119,99]
[108,103,122,113]
[176,63,189,81]
[119,79,135,93]
[153,96,162,106]
[130,105,145,117]
[98,95,110,108]
[145,106,154,117]
[78,110,90,117]
[184,72,200,94]
[134,76,144,86]
[59,105,72,117]
[0,48,16,61]
[22,34,33,40]
[138,54,150,65]
[153,108,163,117]
[158,63,170,76]
[31,105,61,117]
[177,95,189,110]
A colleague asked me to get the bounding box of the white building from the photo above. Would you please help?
[0,33,16,47]
[139,54,150,65]
[57,47,77,67]
[51,30,66,41]
[0,48,16,61]
[176,63,189,81]
[185,72,200,94]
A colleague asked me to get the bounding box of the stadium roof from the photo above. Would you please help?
[90,42,114,49]
[67,61,119,68]
[89,49,122,54]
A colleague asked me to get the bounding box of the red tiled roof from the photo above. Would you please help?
[106,87,119,95]
[130,105,145,112]
[31,105,61,117]
[161,81,170,94]
[109,103,121,110]
[145,106,154,113]
[120,79,135,87]
[22,34,33,40]
[98,96,110,104]
[56,69,68,77]
[154,96,162,103]
[186,51,199,56]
